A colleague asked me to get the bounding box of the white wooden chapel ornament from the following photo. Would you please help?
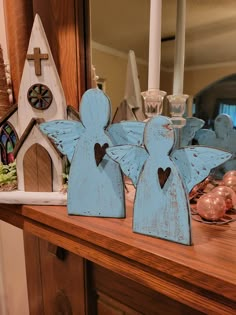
[18,14,67,134]
[0,14,67,204]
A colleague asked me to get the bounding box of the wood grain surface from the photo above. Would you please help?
[23,143,52,192]
[33,0,91,106]
[0,201,235,314]
[91,263,204,315]
[4,0,34,101]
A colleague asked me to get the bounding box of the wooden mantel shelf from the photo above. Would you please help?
[0,201,236,314]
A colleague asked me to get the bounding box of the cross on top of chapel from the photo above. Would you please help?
[26,47,48,76]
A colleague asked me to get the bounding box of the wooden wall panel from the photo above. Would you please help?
[75,0,91,97]
[3,0,34,101]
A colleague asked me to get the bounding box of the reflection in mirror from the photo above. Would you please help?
[91,0,236,126]
[112,50,145,122]
[194,75,236,129]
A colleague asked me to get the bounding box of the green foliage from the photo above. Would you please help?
[0,161,17,186]
[62,172,69,183]
[61,159,70,193]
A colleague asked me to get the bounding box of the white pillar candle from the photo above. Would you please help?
[148,0,162,90]
[173,0,186,95]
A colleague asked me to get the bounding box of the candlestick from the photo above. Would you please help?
[142,89,166,118]
[167,94,188,150]
[173,0,186,95]
[186,95,193,117]
[167,94,188,128]
[148,0,162,90]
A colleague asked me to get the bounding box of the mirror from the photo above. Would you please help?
[90,0,236,125]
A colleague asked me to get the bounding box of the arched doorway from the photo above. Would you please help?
[23,143,52,192]
[194,74,236,129]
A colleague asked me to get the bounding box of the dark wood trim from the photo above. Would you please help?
[13,118,37,157]
[24,232,45,315]
[3,0,34,102]
[161,35,175,42]
[13,118,63,159]
[75,0,92,109]
[0,104,18,125]
[67,104,81,121]
[83,0,92,91]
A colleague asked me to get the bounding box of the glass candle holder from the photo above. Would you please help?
[141,89,167,118]
[167,94,189,128]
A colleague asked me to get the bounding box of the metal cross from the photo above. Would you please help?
[26,47,48,76]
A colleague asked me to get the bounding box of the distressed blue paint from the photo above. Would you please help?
[68,89,125,217]
[106,145,148,187]
[108,121,145,146]
[40,88,146,218]
[180,117,204,147]
[107,115,232,245]
[133,116,191,245]
[195,114,236,175]
[107,116,191,245]
[171,147,232,193]
[40,120,84,162]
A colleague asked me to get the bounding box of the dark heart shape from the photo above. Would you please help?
[158,167,171,189]
[94,143,109,166]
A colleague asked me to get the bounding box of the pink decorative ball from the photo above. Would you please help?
[223,170,236,181]
[223,175,236,193]
[189,176,211,199]
[197,193,226,221]
[189,185,199,199]
[211,186,236,211]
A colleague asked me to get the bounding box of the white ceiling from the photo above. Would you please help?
[91,0,236,69]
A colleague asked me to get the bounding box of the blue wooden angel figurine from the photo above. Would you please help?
[180,117,204,146]
[106,115,231,245]
[40,88,145,217]
[195,113,236,175]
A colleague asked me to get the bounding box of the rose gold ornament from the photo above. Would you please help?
[189,176,211,199]
[223,170,236,181]
[197,193,226,221]
[223,175,236,193]
[189,185,199,199]
[211,186,236,211]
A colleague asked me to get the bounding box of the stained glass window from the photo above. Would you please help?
[0,122,18,164]
[27,83,53,110]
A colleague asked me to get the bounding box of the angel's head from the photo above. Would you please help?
[80,88,111,129]
[144,115,174,154]
[214,114,233,139]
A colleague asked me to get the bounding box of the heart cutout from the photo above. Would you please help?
[94,143,109,166]
[158,167,171,189]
